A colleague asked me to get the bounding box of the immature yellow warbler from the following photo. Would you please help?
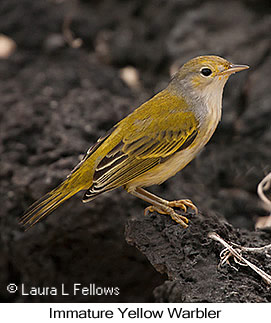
[21,55,249,229]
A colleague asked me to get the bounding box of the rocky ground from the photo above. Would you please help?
[0,0,270,302]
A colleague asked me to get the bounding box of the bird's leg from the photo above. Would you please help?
[135,187,198,214]
[128,187,198,228]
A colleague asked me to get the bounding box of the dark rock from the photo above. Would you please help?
[126,211,271,302]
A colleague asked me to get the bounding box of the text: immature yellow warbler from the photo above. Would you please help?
[21,55,249,229]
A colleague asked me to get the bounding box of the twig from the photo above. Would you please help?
[231,241,271,255]
[208,232,271,285]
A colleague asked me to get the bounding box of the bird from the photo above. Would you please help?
[20,55,249,229]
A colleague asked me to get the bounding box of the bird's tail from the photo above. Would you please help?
[20,174,88,230]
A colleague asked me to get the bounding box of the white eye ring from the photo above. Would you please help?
[200,67,212,77]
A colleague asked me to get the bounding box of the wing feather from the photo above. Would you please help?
[83,110,199,202]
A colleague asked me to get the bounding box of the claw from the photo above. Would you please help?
[144,206,152,216]
[144,206,167,216]
[168,199,198,214]
[144,204,189,228]
[171,213,189,228]
[132,188,196,228]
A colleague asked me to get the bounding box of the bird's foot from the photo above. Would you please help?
[144,204,190,228]
[167,199,198,214]
[130,187,197,228]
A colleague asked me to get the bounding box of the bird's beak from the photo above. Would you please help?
[219,64,249,76]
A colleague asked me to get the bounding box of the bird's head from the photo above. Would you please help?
[170,55,249,101]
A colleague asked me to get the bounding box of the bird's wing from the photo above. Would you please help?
[83,109,199,201]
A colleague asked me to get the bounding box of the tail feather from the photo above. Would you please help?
[20,181,81,230]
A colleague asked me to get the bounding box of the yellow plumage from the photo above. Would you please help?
[21,55,249,229]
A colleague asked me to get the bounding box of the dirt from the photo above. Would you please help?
[0,0,270,302]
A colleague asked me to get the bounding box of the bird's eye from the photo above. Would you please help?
[200,68,212,77]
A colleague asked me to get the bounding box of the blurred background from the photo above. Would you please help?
[0,0,270,302]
